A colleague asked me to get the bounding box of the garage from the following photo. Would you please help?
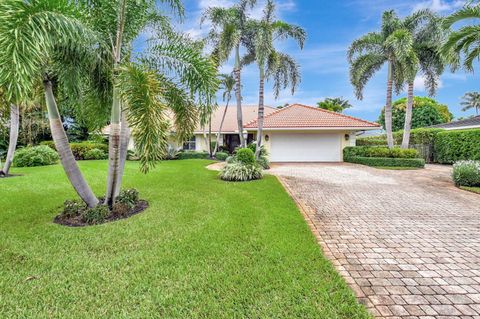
[270,132,342,162]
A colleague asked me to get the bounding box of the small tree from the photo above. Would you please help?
[317,98,352,113]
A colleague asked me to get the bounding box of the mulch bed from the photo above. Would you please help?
[54,200,149,227]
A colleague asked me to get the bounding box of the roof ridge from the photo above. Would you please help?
[292,103,379,126]
[243,104,295,127]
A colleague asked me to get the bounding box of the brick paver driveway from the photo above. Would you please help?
[270,163,480,318]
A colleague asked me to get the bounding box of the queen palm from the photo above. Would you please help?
[0,104,19,177]
[400,11,444,149]
[349,11,420,148]
[213,73,236,156]
[202,0,256,148]
[243,0,305,159]
[443,5,480,73]
[461,92,480,114]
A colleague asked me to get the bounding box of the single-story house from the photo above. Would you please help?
[429,115,480,131]
[105,103,380,162]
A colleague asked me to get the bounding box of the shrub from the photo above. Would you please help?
[236,148,255,165]
[84,148,108,160]
[13,145,59,167]
[346,156,425,168]
[42,141,108,160]
[343,146,420,160]
[435,129,480,164]
[215,152,229,161]
[165,146,179,160]
[452,161,480,187]
[61,200,86,218]
[226,156,236,163]
[127,149,139,161]
[247,142,268,157]
[177,151,209,160]
[82,205,109,225]
[220,162,263,181]
[257,156,270,169]
[116,188,139,209]
[112,202,130,217]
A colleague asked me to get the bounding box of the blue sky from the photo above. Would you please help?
[142,0,479,122]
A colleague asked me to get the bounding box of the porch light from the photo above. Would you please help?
[265,134,270,141]
[344,134,350,141]
[242,130,248,140]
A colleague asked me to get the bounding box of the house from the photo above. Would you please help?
[429,115,480,131]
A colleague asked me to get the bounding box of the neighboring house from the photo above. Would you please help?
[429,115,480,131]
[104,103,380,162]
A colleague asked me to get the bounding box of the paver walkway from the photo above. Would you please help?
[270,163,480,318]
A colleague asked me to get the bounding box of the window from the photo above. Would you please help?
[183,136,196,151]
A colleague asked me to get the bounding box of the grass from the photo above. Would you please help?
[0,160,370,318]
[460,186,480,194]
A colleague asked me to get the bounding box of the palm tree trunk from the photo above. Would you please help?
[105,0,127,206]
[401,81,414,149]
[385,61,394,149]
[114,112,130,198]
[44,80,98,208]
[208,114,213,158]
[213,98,230,156]
[234,45,245,148]
[1,104,19,176]
[255,66,265,160]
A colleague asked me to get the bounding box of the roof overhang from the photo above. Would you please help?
[444,125,480,131]
[245,126,381,131]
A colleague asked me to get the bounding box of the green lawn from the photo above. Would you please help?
[0,160,370,318]
[460,186,480,194]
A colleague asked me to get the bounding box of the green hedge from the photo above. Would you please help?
[346,156,425,168]
[357,128,444,146]
[343,146,420,159]
[434,129,480,164]
[41,141,108,160]
[13,145,59,167]
[177,151,209,160]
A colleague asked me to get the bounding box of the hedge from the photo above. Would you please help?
[343,146,420,159]
[356,128,444,146]
[346,156,425,168]
[177,151,209,160]
[13,145,59,167]
[41,141,108,160]
[434,129,480,164]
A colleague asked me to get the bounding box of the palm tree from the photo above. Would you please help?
[317,97,352,113]
[213,73,236,156]
[202,0,256,148]
[243,0,305,159]
[461,92,480,114]
[443,5,480,73]
[0,0,99,207]
[349,10,421,148]
[0,104,19,177]
[400,11,444,149]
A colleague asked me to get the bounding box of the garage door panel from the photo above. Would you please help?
[270,133,341,162]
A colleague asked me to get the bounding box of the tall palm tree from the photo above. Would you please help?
[348,11,419,148]
[202,0,256,148]
[461,92,480,114]
[0,104,19,177]
[243,0,305,159]
[0,0,99,207]
[443,5,480,73]
[213,73,236,156]
[400,11,444,149]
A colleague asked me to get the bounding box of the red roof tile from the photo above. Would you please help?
[244,104,380,129]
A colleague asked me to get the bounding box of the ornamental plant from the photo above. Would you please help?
[452,161,480,187]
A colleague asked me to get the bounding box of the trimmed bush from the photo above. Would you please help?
[82,205,109,225]
[435,129,480,164]
[84,148,108,160]
[347,156,425,168]
[177,151,209,160]
[452,161,480,187]
[116,188,139,209]
[13,145,59,167]
[343,146,420,160]
[62,200,87,218]
[220,162,263,181]
[215,152,229,161]
[356,128,444,147]
[236,148,255,165]
[257,156,270,169]
[41,141,108,160]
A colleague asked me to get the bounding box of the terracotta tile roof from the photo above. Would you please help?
[194,105,277,133]
[244,103,380,129]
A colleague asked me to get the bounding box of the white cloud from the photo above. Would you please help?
[413,0,464,13]
[413,74,443,92]
[198,0,234,9]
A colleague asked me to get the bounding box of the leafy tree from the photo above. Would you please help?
[461,92,480,115]
[379,96,452,131]
[442,5,480,72]
[202,0,256,148]
[348,10,428,148]
[242,0,305,159]
[213,73,236,156]
[317,97,352,113]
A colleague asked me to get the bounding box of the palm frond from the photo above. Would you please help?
[347,32,384,62]
[443,5,480,28]
[350,53,386,100]
[266,51,301,98]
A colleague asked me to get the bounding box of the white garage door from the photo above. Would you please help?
[270,133,342,162]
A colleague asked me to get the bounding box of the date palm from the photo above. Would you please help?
[202,0,256,148]
[349,10,419,148]
[400,11,444,149]
[243,0,305,159]
[213,73,236,156]
[461,92,480,114]
[0,0,100,207]
[443,5,480,72]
